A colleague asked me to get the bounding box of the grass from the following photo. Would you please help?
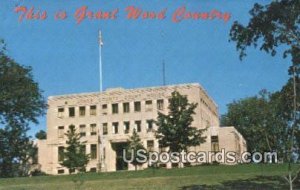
[0,164,299,190]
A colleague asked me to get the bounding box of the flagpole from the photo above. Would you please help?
[99,30,103,92]
[98,30,105,172]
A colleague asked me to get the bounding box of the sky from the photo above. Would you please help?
[0,0,291,137]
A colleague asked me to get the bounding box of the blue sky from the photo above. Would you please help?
[0,0,291,137]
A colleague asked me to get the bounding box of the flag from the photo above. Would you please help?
[98,30,104,46]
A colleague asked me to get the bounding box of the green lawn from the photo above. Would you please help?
[0,164,299,190]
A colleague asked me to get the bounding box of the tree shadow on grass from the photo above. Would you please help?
[180,176,299,190]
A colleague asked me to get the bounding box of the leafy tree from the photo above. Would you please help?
[222,78,300,188]
[61,125,89,174]
[274,78,300,159]
[126,129,147,171]
[229,0,300,72]
[35,130,47,140]
[229,1,299,188]
[155,91,206,153]
[0,40,46,177]
[221,90,288,160]
[0,124,36,177]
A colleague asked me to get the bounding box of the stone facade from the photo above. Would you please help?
[37,83,247,175]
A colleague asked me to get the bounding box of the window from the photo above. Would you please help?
[157,99,164,110]
[134,101,141,112]
[145,100,153,112]
[123,102,130,113]
[90,144,97,159]
[79,125,86,137]
[58,169,64,174]
[69,107,75,117]
[90,105,97,116]
[147,120,154,132]
[58,107,64,118]
[211,136,219,152]
[79,106,86,116]
[103,123,108,135]
[124,121,130,134]
[112,122,119,134]
[147,140,154,151]
[58,146,64,162]
[135,121,141,132]
[112,104,118,114]
[102,104,108,115]
[90,167,97,172]
[58,126,64,138]
[103,147,106,159]
[90,124,97,136]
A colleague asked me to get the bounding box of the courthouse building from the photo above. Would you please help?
[37,83,247,175]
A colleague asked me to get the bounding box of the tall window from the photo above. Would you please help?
[135,121,141,132]
[90,144,97,159]
[58,107,64,118]
[69,107,75,117]
[147,120,153,132]
[124,121,130,134]
[90,124,97,136]
[211,136,219,152]
[112,122,119,134]
[145,100,153,112]
[157,99,164,110]
[58,126,64,138]
[58,146,64,162]
[103,147,106,159]
[79,106,86,116]
[90,105,97,116]
[123,102,130,113]
[134,101,141,112]
[79,125,86,137]
[102,104,108,115]
[103,123,108,135]
[112,104,118,114]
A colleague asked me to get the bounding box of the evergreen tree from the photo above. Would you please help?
[61,125,89,174]
[126,129,147,171]
[155,91,206,153]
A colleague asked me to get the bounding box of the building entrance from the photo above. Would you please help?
[112,142,128,171]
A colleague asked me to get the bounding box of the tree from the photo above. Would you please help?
[229,0,300,72]
[61,125,89,174]
[126,129,147,171]
[0,124,37,177]
[0,40,46,177]
[155,91,206,153]
[35,130,47,140]
[221,90,288,160]
[222,78,300,188]
[229,1,299,188]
